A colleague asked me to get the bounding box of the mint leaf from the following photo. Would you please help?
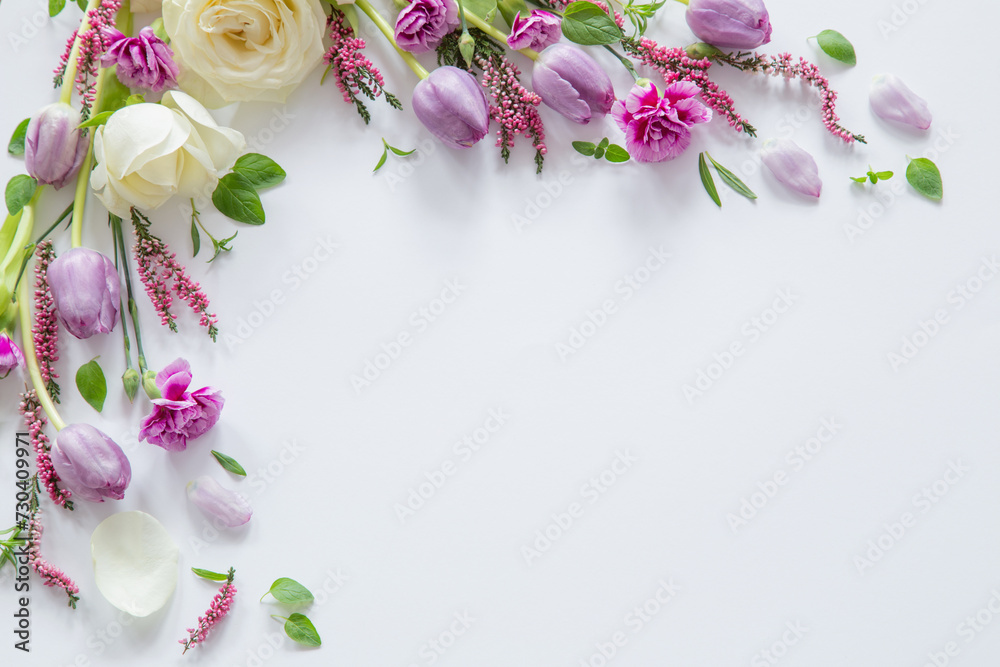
[706,152,757,200]
[191,567,229,582]
[561,1,623,46]
[76,358,107,412]
[906,157,942,200]
[875,170,894,180]
[232,153,286,189]
[282,613,321,647]
[211,450,247,477]
[373,147,388,173]
[190,217,201,257]
[850,176,867,183]
[572,141,596,156]
[262,578,314,604]
[698,152,720,208]
[814,29,856,66]
[604,145,630,163]
[5,175,36,216]
[49,0,66,16]
[212,172,265,225]
[8,119,29,155]
[77,110,115,130]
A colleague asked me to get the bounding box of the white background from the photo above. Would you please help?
[3,0,1000,665]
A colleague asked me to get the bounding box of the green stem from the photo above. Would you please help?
[0,187,43,272]
[59,0,103,105]
[355,0,431,79]
[112,214,148,375]
[70,65,114,249]
[18,276,66,431]
[110,219,134,374]
[603,44,640,80]
[464,11,539,60]
[33,202,74,246]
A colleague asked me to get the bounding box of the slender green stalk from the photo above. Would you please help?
[33,202,74,245]
[112,215,148,375]
[18,277,66,431]
[70,65,113,249]
[59,0,103,105]
[0,188,43,272]
[603,44,640,80]
[355,0,431,79]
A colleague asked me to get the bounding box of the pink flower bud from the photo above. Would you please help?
[869,74,931,131]
[507,10,562,51]
[685,0,772,49]
[760,138,822,198]
[51,424,132,503]
[412,66,490,149]
[532,44,615,125]
[187,476,252,527]
[25,102,88,189]
[0,333,25,377]
[46,247,120,339]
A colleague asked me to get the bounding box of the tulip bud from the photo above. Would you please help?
[51,424,132,502]
[122,368,140,403]
[0,332,25,378]
[187,476,252,527]
[459,31,475,68]
[412,66,490,149]
[760,138,822,198]
[24,102,89,190]
[46,247,120,339]
[869,74,931,131]
[685,0,772,49]
[532,44,615,125]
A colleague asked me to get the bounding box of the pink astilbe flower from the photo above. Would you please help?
[54,0,122,116]
[476,51,547,173]
[33,242,61,402]
[131,210,218,341]
[612,81,712,162]
[19,391,73,509]
[139,358,224,452]
[25,484,80,608]
[180,568,236,653]
[324,11,401,124]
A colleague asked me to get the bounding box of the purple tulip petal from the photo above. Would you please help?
[869,74,931,130]
[187,476,252,527]
[760,138,822,198]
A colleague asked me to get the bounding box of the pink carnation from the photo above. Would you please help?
[611,81,712,162]
[139,359,224,452]
[507,10,562,51]
[394,0,459,53]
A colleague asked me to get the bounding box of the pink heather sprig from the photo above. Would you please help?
[476,51,547,173]
[19,391,73,510]
[32,242,61,404]
[324,11,401,125]
[623,38,756,137]
[181,568,237,654]
[25,480,80,608]
[131,209,219,341]
[54,0,122,117]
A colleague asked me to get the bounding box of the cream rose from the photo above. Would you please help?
[163,0,326,106]
[90,91,246,217]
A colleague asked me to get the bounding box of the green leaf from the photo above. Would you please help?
[8,119,30,155]
[190,217,201,257]
[263,578,314,604]
[125,94,145,106]
[463,0,498,23]
[283,613,321,647]
[572,141,596,157]
[604,145,630,163]
[76,0,86,10]
[596,137,609,150]
[706,152,757,200]
[388,145,415,157]
[96,71,131,114]
[76,358,107,413]
[593,146,605,160]
[232,153,286,189]
[813,29,856,66]
[191,567,229,582]
[77,110,115,130]
[876,170,894,180]
[373,147,388,173]
[850,176,867,183]
[212,173,265,225]
[698,153,721,208]
[498,0,529,26]
[5,175,36,216]
[211,450,247,477]
[561,1,623,46]
[906,157,942,200]
[49,0,66,16]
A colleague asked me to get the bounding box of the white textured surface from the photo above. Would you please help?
[2,0,1000,665]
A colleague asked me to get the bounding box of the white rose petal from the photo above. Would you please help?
[91,511,179,617]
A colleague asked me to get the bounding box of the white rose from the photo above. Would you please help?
[163,0,326,106]
[90,91,246,217]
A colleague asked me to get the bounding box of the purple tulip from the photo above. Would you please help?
[51,424,132,503]
[24,102,88,190]
[0,333,25,377]
[47,247,120,339]
[507,10,562,51]
[869,74,931,130]
[685,0,772,49]
[532,44,615,125]
[760,138,822,198]
[412,66,490,149]
[100,27,179,93]
[395,0,459,53]
[187,476,252,527]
